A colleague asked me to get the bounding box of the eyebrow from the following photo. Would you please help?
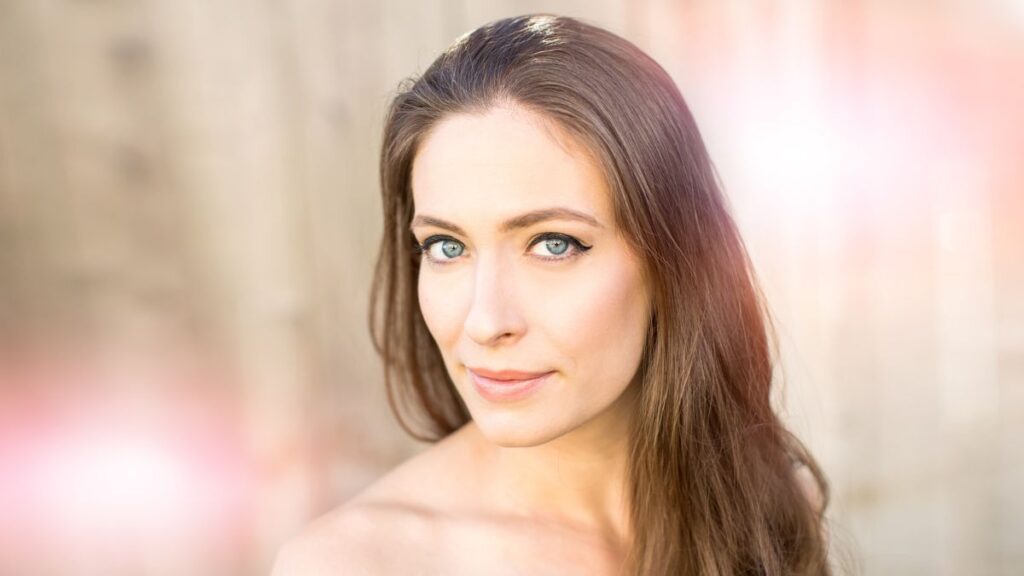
[410,207,604,235]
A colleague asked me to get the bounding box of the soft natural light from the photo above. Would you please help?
[36,430,198,536]
[0,358,256,574]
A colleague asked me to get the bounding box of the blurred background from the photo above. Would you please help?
[1,0,1021,574]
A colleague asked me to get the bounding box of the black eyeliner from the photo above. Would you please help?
[528,232,592,262]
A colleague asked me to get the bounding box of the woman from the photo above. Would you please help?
[276,13,831,575]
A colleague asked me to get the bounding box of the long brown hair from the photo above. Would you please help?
[370,14,831,575]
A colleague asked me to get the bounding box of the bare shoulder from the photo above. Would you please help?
[272,424,481,575]
[270,502,384,575]
[271,498,439,576]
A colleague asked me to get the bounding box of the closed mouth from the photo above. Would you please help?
[468,368,553,402]
[467,367,553,382]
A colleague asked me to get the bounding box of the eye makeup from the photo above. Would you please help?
[527,232,592,262]
[413,232,592,265]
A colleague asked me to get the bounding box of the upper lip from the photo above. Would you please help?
[468,367,553,381]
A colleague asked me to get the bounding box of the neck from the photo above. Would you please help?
[469,381,638,548]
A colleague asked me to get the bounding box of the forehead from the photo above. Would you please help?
[410,105,612,225]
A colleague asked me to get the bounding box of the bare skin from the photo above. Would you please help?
[272,422,824,575]
[273,418,632,575]
[273,105,824,574]
[272,417,825,575]
[277,105,644,575]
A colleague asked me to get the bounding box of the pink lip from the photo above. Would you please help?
[468,368,553,403]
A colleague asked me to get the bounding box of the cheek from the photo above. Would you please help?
[535,254,650,374]
[417,267,470,348]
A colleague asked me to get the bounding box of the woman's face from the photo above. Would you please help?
[410,104,651,447]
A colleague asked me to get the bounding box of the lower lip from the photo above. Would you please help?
[469,370,553,403]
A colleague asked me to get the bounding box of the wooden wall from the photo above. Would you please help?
[0,1,1020,574]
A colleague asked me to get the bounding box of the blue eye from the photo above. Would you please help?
[415,232,591,265]
[542,237,568,255]
[439,239,463,258]
[528,233,591,261]
[417,235,465,264]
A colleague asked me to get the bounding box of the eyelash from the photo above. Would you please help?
[414,233,592,265]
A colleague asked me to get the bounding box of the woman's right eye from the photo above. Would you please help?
[418,236,465,263]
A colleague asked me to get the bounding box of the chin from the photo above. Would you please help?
[471,410,572,448]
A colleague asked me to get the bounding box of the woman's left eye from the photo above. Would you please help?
[528,233,592,261]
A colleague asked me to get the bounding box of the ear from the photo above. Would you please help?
[793,463,825,517]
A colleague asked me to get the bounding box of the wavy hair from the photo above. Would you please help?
[370,14,831,575]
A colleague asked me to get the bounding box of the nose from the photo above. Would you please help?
[463,253,525,346]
